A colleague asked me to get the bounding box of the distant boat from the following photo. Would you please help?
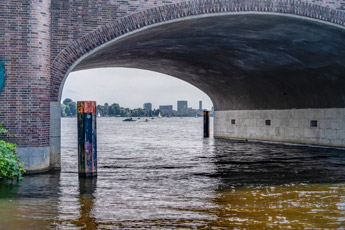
[123,117,136,122]
[158,112,162,118]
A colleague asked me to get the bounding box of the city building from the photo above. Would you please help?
[177,100,188,113]
[159,105,173,116]
[143,103,152,110]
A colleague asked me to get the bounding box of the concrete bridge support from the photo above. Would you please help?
[215,109,345,147]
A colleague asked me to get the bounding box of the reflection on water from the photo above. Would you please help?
[74,177,97,229]
[0,117,345,229]
[208,184,345,229]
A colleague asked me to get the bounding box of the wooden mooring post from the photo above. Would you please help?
[78,101,97,177]
[203,110,210,138]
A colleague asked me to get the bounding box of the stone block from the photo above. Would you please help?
[256,119,265,127]
[325,129,337,140]
[295,110,308,119]
[279,119,290,127]
[336,130,345,140]
[285,127,295,137]
[331,119,342,130]
[249,119,256,127]
[319,119,331,129]
[304,128,320,138]
[309,109,325,119]
[290,119,299,128]
[294,127,304,138]
[325,109,337,119]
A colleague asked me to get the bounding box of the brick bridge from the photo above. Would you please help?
[0,0,345,172]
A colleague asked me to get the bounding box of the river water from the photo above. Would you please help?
[1,117,345,229]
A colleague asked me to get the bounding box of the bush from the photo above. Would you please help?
[0,123,24,180]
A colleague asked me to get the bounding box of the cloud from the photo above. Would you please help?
[62,68,213,110]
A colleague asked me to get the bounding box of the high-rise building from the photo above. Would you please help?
[199,101,202,110]
[177,100,188,113]
[159,105,173,116]
[143,103,152,110]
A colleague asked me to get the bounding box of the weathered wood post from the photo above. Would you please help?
[78,101,97,177]
[203,110,210,138]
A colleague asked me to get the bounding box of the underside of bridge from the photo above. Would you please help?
[72,15,345,111]
[37,14,345,172]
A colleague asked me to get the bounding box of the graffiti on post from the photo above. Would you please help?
[0,60,5,94]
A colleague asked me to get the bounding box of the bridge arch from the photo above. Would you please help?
[51,0,345,102]
[48,0,345,170]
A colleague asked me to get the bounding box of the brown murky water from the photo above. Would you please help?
[1,118,345,229]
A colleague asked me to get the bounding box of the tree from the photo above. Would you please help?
[103,103,109,116]
[68,101,77,116]
[61,98,77,117]
[63,98,73,105]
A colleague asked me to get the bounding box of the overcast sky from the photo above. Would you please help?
[61,68,213,110]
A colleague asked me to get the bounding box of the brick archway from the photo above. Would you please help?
[50,0,345,102]
[49,0,345,171]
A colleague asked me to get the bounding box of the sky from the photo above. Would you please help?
[61,68,213,110]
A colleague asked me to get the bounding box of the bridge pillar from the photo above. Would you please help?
[0,0,52,172]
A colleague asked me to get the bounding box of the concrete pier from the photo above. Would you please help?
[214,108,345,148]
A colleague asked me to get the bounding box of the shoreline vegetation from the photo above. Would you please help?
[61,98,160,117]
[0,123,24,182]
[61,98,200,118]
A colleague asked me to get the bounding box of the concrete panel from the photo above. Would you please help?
[50,102,61,170]
[214,108,345,148]
[17,147,50,173]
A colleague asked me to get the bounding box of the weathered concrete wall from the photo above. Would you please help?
[16,147,50,173]
[214,109,345,147]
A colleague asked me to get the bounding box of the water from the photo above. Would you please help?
[1,117,345,229]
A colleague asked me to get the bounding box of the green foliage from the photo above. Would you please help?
[0,123,24,181]
[63,98,156,117]
[61,98,77,117]
[62,98,73,105]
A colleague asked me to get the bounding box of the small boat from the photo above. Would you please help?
[123,117,136,122]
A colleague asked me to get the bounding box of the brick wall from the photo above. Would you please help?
[50,0,345,62]
[0,0,51,147]
[51,0,185,62]
[299,0,345,10]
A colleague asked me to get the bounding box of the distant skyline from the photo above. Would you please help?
[62,68,213,110]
